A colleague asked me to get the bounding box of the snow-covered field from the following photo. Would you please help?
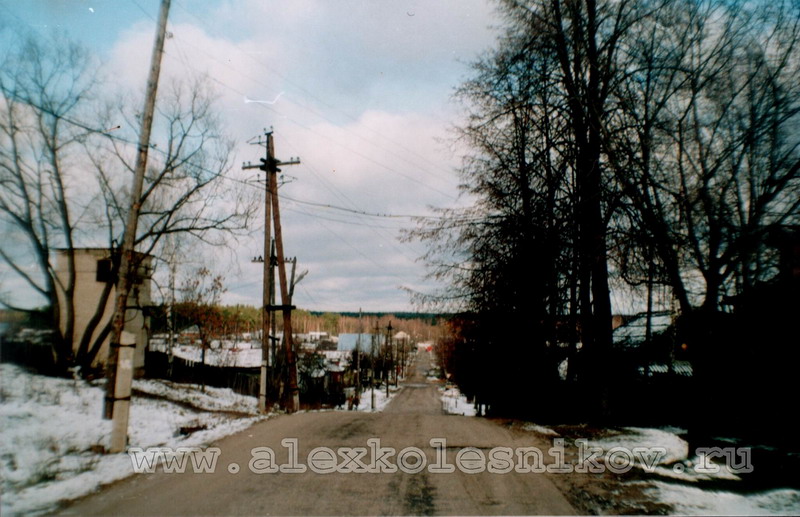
[0,363,266,516]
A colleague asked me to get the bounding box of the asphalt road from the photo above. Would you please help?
[58,352,577,516]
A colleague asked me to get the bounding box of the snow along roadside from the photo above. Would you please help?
[0,363,266,517]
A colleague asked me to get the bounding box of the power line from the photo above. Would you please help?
[272,133,435,260]
[2,84,469,231]
[9,1,463,217]
[281,207,406,230]
[280,194,443,220]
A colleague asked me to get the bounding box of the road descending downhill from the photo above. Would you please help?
[58,351,578,516]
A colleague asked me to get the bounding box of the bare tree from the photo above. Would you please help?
[176,267,226,392]
[0,32,102,370]
[610,0,799,317]
[410,0,644,419]
[0,31,257,375]
[412,0,798,424]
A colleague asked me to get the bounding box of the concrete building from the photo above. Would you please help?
[55,248,152,374]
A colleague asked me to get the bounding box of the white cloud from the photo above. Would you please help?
[4,1,498,312]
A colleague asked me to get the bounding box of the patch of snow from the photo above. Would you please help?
[522,423,560,437]
[133,379,259,414]
[590,427,689,466]
[558,358,568,381]
[353,385,397,412]
[650,481,800,515]
[652,451,743,482]
[589,427,796,513]
[590,427,749,483]
[0,364,265,517]
[171,344,262,368]
[440,386,476,416]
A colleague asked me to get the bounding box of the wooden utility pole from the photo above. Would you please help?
[167,256,176,378]
[105,0,171,453]
[269,138,300,413]
[243,130,300,413]
[386,321,393,396]
[355,309,362,400]
[249,154,272,413]
[269,239,277,393]
[370,323,376,411]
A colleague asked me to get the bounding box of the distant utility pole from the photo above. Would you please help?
[243,130,300,413]
[386,321,393,396]
[372,321,379,409]
[106,0,171,454]
[167,256,176,378]
[356,309,362,401]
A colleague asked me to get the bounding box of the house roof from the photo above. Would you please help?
[613,311,672,346]
[639,361,693,377]
[337,333,385,351]
[179,325,200,335]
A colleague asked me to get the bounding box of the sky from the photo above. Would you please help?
[1,0,500,313]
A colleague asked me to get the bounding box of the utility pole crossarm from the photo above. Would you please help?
[241,162,261,171]
[241,159,301,171]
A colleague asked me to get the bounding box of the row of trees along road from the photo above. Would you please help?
[0,31,257,375]
[409,0,799,426]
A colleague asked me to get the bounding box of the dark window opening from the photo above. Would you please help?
[96,259,113,283]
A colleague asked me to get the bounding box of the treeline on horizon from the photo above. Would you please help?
[137,304,449,342]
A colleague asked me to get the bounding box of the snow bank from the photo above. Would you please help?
[0,364,264,516]
[590,426,689,466]
[650,481,800,515]
[591,427,747,483]
[591,427,800,514]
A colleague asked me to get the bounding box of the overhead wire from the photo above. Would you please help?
[0,82,463,229]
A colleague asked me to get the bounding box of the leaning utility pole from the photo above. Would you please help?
[243,130,300,413]
[105,0,171,453]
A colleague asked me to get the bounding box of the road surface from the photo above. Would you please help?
[58,352,577,516]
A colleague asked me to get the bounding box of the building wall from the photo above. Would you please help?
[55,249,151,373]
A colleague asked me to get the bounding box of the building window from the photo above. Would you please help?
[96,259,113,283]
